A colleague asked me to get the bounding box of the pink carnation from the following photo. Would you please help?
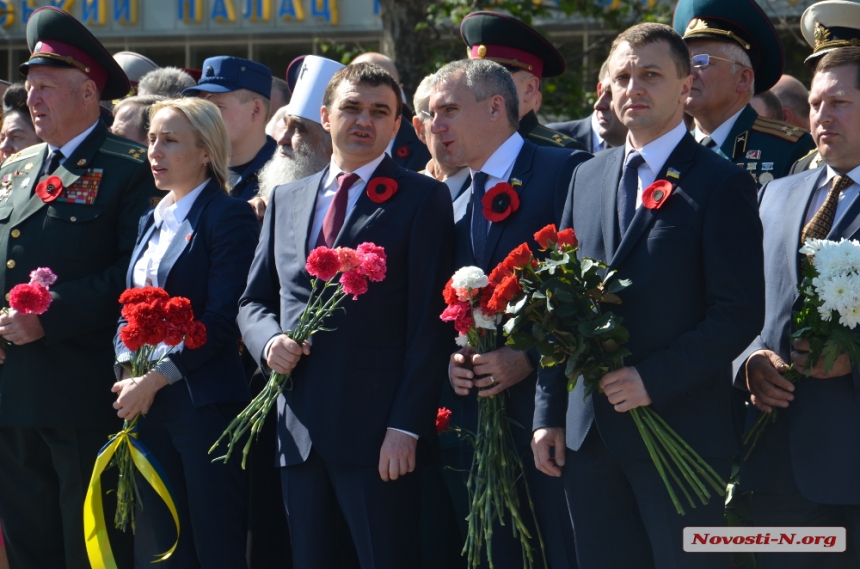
[29,267,57,288]
[359,253,387,282]
[9,283,53,314]
[306,247,341,282]
[440,301,473,335]
[340,269,369,299]
[336,247,361,273]
[356,242,387,261]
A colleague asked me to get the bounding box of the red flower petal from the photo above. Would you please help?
[35,176,64,203]
[557,228,577,247]
[436,407,452,433]
[534,224,559,249]
[481,183,520,223]
[641,180,674,210]
[366,177,398,204]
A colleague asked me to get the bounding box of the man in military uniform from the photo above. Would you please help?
[790,0,860,175]
[674,0,815,188]
[0,7,155,568]
[461,11,587,152]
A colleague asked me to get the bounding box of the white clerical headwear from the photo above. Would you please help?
[286,55,345,125]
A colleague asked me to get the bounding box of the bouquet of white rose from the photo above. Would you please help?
[744,238,860,458]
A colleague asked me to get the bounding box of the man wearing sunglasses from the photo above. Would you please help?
[674,0,814,188]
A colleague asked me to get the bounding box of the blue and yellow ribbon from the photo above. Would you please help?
[83,421,180,569]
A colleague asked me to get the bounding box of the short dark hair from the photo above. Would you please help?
[610,23,691,79]
[323,62,403,118]
[753,91,783,120]
[115,94,166,142]
[816,47,860,89]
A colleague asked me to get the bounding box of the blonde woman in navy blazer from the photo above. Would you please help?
[111,97,259,569]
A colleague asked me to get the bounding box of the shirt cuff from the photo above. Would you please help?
[114,351,132,381]
[153,358,183,385]
[388,427,419,440]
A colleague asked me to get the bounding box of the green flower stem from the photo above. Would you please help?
[631,409,685,516]
[742,364,801,460]
[642,412,708,506]
[642,416,698,510]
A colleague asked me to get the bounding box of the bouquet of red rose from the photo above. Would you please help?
[502,225,726,516]
[84,287,207,566]
[0,267,57,347]
[211,243,387,468]
[440,264,546,569]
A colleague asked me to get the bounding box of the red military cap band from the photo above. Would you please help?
[30,39,107,92]
[469,44,545,79]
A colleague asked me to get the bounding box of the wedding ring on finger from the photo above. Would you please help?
[488,375,496,385]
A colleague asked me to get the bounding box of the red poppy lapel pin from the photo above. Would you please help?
[35,176,64,203]
[366,177,398,204]
[185,233,193,242]
[641,180,675,210]
[396,145,409,159]
[482,182,520,222]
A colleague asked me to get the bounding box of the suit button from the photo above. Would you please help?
[10,229,19,238]
[5,260,14,269]
[70,216,77,222]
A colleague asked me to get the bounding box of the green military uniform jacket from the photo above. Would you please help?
[518,110,586,151]
[715,104,815,188]
[0,121,156,430]
[790,148,823,175]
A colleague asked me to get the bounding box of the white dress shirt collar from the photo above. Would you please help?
[325,153,387,188]
[693,107,744,149]
[470,132,524,180]
[48,120,100,162]
[590,112,605,152]
[804,165,860,227]
[625,120,687,183]
[153,179,209,230]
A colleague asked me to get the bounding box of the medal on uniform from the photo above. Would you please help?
[745,150,761,159]
[23,163,33,171]
[759,172,774,184]
[762,162,774,172]
[20,177,30,189]
[746,162,757,172]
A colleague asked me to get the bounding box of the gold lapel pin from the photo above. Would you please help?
[510,178,523,187]
[77,159,86,166]
[23,163,33,171]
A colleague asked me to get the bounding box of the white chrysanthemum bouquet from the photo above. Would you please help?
[744,238,860,457]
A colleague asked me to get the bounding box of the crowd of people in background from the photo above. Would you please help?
[0,0,856,568]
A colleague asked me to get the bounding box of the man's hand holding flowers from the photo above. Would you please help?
[0,311,45,346]
[448,346,533,397]
[111,369,169,420]
[599,366,652,413]
[745,349,794,413]
[791,338,852,378]
[266,336,311,375]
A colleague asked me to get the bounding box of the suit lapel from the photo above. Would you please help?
[482,142,535,270]
[601,148,623,262]
[718,105,756,161]
[334,156,399,248]
[828,186,860,241]
[610,133,697,268]
[291,168,328,258]
[155,182,220,287]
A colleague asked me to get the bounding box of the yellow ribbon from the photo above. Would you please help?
[83,424,180,569]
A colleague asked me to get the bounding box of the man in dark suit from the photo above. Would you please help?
[733,47,860,569]
[238,62,454,568]
[674,0,815,189]
[351,52,432,172]
[532,23,764,569]
[547,58,628,153]
[436,58,591,569]
[0,7,155,568]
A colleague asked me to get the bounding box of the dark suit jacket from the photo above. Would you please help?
[238,155,455,467]
[230,136,277,201]
[546,116,594,153]
[732,167,860,504]
[391,117,431,173]
[0,122,156,430]
[116,180,258,408]
[454,139,591,447]
[535,131,765,460]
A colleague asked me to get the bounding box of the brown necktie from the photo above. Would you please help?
[801,174,854,244]
[316,172,360,248]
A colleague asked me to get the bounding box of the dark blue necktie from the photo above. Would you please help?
[470,171,489,265]
[43,149,64,177]
[617,151,645,237]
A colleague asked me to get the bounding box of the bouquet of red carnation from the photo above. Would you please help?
[0,267,57,347]
[211,243,387,468]
[436,407,453,434]
[102,287,207,531]
[440,263,546,569]
[502,225,726,516]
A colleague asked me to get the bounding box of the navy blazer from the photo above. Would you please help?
[391,117,431,172]
[535,132,765,460]
[238,155,455,467]
[733,167,860,504]
[546,116,594,153]
[454,139,591,447]
[115,180,259,408]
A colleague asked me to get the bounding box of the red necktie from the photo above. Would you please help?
[316,172,360,248]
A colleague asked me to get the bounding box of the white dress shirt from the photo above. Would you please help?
[623,120,687,209]
[693,107,744,149]
[47,120,99,167]
[310,153,387,246]
[590,112,606,153]
[804,165,860,226]
[424,167,471,201]
[468,132,525,238]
